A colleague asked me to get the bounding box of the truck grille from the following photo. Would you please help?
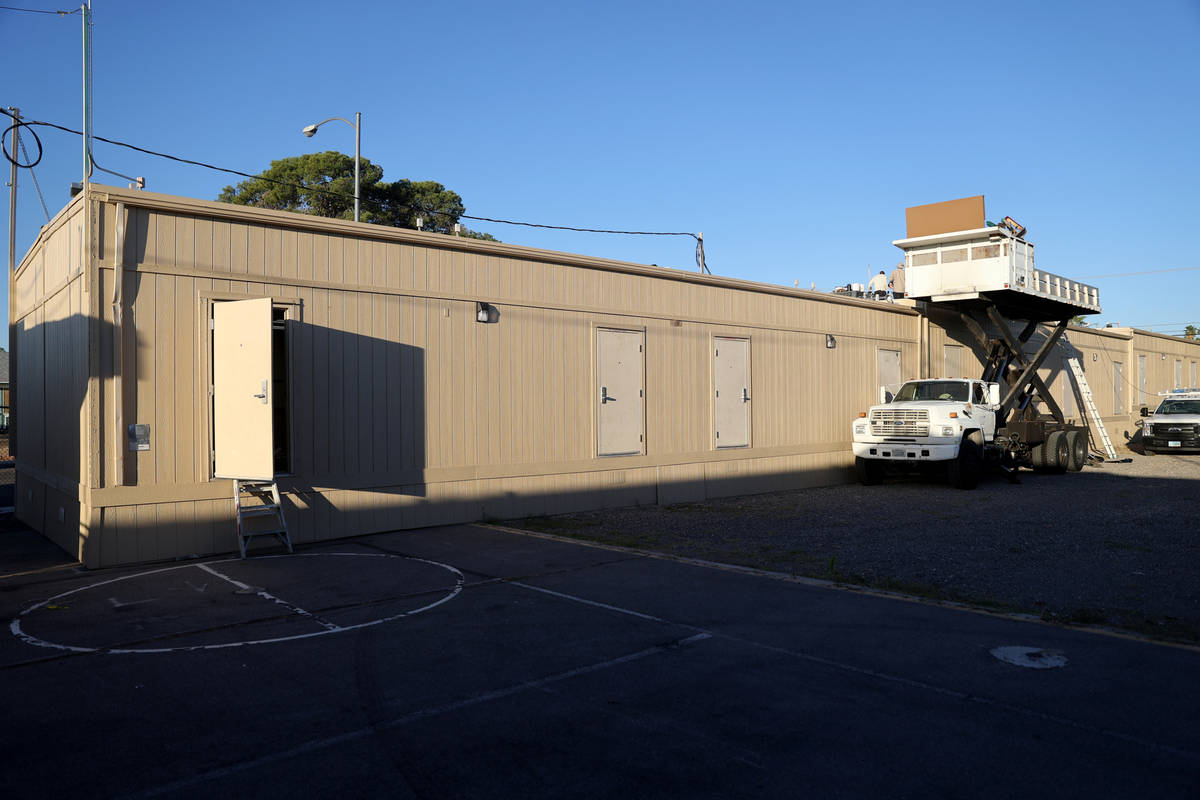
[870,408,930,436]
[1147,423,1198,437]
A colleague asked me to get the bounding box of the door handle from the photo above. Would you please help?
[742,388,750,402]
[601,386,613,404]
[253,379,268,404]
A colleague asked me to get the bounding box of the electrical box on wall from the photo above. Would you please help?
[128,424,150,451]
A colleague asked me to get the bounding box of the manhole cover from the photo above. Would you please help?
[990,646,1068,669]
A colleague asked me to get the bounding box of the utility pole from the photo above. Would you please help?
[7,107,16,276]
[82,2,93,181]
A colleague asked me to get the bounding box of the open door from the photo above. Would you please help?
[213,297,274,480]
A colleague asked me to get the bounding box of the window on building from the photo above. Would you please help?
[1137,354,1147,406]
[1114,361,1124,415]
[943,344,963,379]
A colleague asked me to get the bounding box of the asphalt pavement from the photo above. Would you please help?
[2,521,1197,798]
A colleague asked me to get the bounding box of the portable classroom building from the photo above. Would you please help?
[12,186,1197,567]
[13,185,921,567]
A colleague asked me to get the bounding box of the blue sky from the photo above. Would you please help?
[3,0,1199,350]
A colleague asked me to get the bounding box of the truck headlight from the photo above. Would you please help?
[1143,424,1152,436]
[940,425,955,437]
[854,423,867,436]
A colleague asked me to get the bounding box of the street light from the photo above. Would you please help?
[302,111,361,222]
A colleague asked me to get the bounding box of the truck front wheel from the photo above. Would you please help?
[855,456,884,486]
[948,432,982,490]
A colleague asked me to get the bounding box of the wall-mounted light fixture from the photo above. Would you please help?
[476,302,496,323]
[1093,353,1098,361]
[826,334,837,349]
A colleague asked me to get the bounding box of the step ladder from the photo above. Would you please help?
[234,480,292,558]
[1066,357,1118,460]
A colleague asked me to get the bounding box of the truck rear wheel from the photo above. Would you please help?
[1046,431,1069,474]
[1029,442,1050,471]
[1065,430,1087,472]
[948,433,982,490]
[855,456,884,485]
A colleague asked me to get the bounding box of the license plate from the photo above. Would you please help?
[1168,441,1181,447]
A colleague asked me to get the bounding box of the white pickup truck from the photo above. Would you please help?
[850,377,1090,489]
[1139,390,1200,455]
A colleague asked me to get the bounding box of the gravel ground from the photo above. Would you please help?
[510,447,1200,643]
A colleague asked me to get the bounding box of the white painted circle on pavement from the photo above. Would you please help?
[10,552,464,655]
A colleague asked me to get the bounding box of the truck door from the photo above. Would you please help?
[212,297,274,480]
[974,381,996,441]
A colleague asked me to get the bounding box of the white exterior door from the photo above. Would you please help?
[877,348,902,402]
[714,337,750,448]
[596,329,644,456]
[213,297,274,480]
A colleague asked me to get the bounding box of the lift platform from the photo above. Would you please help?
[895,227,1099,323]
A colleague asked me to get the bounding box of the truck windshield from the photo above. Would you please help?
[1154,400,1200,415]
[893,381,970,402]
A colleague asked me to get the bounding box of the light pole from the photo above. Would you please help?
[302,112,361,222]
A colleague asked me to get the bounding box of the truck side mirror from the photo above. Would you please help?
[988,384,1000,405]
[879,386,891,404]
[1139,406,1148,417]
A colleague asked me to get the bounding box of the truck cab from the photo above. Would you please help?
[852,378,1002,488]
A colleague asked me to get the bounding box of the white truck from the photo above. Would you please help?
[851,377,1089,489]
[1139,389,1200,455]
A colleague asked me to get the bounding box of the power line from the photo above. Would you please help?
[1074,265,1200,279]
[458,214,693,237]
[1123,322,1199,330]
[0,4,79,14]
[1,108,702,244]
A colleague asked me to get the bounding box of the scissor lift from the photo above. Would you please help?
[894,199,1104,467]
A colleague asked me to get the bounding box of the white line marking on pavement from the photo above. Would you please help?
[510,581,693,627]
[118,632,712,798]
[507,579,1200,762]
[108,597,156,609]
[197,563,340,631]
